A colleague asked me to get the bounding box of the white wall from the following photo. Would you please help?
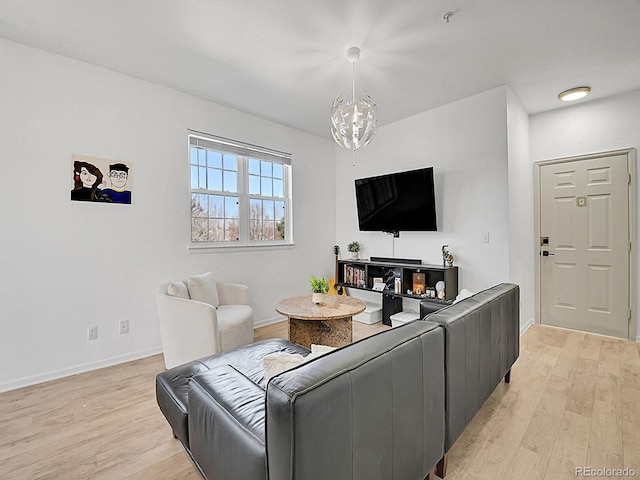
[0,38,336,391]
[529,89,640,340]
[507,88,535,330]
[335,87,511,311]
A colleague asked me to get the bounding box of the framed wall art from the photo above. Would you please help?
[70,154,132,204]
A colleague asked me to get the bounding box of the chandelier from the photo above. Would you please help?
[331,47,377,151]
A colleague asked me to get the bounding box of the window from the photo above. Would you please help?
[189,132,292,247]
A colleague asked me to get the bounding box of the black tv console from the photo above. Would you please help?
[338,258,458,326]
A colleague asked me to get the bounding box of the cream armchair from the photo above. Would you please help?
[157,273,255,369]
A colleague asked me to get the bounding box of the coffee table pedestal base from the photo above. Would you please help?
[289,316,352,349]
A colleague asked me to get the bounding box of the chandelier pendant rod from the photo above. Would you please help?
[352,59,357,160]
[352,60,356,104]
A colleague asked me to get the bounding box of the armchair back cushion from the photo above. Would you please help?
[187,272,220,307]
[167,281,189,299]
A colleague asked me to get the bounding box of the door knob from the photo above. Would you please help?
[541,251,555,256]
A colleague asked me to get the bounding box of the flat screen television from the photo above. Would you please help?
[354,167,437,233]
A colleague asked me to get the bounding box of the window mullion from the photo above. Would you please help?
[237,156,250,243]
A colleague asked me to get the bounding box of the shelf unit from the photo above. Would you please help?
[338,257,458,326]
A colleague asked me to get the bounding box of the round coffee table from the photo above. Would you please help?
[275,294,366,348]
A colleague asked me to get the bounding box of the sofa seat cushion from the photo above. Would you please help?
[217,304,255,352]
[217,304,253,328]
[199,338,309,387]
[156,339,309,451]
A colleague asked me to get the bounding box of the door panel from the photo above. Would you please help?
[540,153,629,339]
[587,194,611,249]
[555,196,576,248]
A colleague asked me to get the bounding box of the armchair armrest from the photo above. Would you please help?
[216,281,250,306]
[156,292,222,369]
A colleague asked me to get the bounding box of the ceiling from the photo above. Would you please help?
[1,0,639,138]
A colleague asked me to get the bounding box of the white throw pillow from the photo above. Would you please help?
[187,272,219,307]
[262,352,306,382]
[311,344,337,355]
[167,281,190,299]
[453,288,475,304]
[263,345,337,382]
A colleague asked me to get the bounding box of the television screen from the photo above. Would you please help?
[354,167,437,232]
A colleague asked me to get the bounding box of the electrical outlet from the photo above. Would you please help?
[119,320,129,334]
[482,231,490,243]
[87,326,98,340]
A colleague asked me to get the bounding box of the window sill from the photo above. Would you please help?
[188,242,295,254]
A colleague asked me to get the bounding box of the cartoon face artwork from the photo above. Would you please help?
[109,170,128,189]
[80,166,98,188]
[71,160,105,202]
[102,163,132,204]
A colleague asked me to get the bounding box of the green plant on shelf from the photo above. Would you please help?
[347,241,361,253]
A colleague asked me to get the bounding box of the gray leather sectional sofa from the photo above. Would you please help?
[156,283,519,480]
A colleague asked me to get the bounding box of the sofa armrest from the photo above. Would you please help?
[156,292,221,369]
[216,281,250,306]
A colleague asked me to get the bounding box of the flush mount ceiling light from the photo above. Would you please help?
[558,86,591,102]
[331,47,377,151]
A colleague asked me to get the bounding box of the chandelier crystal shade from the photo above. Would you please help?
[331,47,377,151]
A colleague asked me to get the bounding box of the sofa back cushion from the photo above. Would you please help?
[266,321,445,480]
[425,282,519,450]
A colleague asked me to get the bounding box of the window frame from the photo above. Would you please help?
[188,131,293,250]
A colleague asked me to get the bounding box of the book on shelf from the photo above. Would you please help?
[343,264,366,287]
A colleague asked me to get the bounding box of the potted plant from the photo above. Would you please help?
[347,241,361,259]
[310,275,329,303]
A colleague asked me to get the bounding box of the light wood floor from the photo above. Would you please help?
[0,323,638,479]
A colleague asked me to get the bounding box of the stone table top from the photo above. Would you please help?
[275,294,366,321]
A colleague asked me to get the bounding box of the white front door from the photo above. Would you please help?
[539,151,631,339]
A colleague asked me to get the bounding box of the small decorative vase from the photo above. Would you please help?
[312,292,324,304]
[350,251,359,260]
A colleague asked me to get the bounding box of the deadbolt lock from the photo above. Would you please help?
[540,236,549,246]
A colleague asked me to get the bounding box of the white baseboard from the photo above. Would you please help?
[0,346,163,393]
[2,316,293,392]
[253,316,286,329]
[520,318,534,336]
[1,316,598,392]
